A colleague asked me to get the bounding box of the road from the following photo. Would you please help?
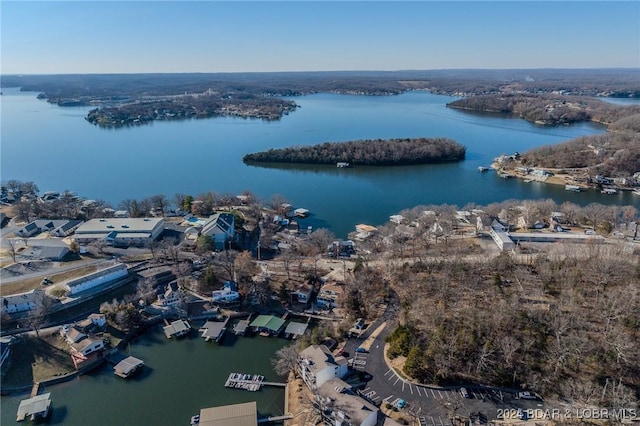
[340,316,547,425]
[1,258,114,285]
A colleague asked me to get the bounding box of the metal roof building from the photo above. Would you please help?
[197,401,257,426]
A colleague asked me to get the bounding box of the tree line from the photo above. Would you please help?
[243,138,466,166]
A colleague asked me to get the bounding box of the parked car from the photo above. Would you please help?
[516,391,536,400]
[355,347,368,353]
[397,399,406,409]
[460,387,470,398]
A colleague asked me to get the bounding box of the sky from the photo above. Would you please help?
[1,1,639,74]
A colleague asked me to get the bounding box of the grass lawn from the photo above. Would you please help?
[2,334,76,388]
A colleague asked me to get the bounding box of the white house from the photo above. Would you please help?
[290,282,313,304]
[201,213,235,250]
[1,289,43,315]
[298,344,348,391]
[64,263,128,296]
[489,220,515,251]
[70,337,105,357]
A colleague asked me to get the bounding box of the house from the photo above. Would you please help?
[201,213,235,250]
[316,378,378,426]
[74,217,164,246]
[74,313,107,333]
[64,327,87,344]
[1,289,44,315]
[52,220,83,237]
[22,244,70,261]
[159,282,183,306]
[327,240,355,257]
[16,219,81,238]
[249,315,285,336]
[70,337,105,357]
[212,281,240,305]
[64,263,128,296]
[389,214,405,224]
[290,282,314,304]
[297,344,348,391]
[316,282,344,309]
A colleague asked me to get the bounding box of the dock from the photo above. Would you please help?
[258,414,294,423]
[224,373,287,392]
[233,318,250,336]
[114,356,145,378]
[163,319,191,338]
[199,318,228,342]
[30,382,40,398]
[16,393,51,422]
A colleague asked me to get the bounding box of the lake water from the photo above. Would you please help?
[1,87,638,237]
[0,324,289,425]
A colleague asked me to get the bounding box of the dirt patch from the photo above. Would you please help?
[285,374,315,426]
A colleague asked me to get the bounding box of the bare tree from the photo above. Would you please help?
[271,344,299,377]
[4,238,21,263]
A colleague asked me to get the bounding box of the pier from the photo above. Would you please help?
[224,373,286,392]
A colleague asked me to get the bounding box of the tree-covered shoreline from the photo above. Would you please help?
[243,138,466,166]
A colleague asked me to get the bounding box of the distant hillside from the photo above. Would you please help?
[243,138,466,166]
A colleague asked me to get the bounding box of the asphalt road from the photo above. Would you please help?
[341,317,547,425]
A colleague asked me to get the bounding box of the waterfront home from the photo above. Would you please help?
[316,282,344,309]
[74,217,164,246]
[201,213,235,250]
[114,356,145,379]
[194,401,257,426]
[16,393,52,422]
[163,319,192,338]
[326,240,356,257]
[64,263,128,296]
[316,378,378,426]
[159,282,183,306]
[249,315,285,336]
[297,344,348,391]
[290,282,314,305]
[74,313,107,333]
[1,288,44,315]
[70,337,105,357]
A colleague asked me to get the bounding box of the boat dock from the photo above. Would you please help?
[16,393,51,422]
[114,356,145,378]
[199,318,228,342]
[233,318,250,336]
[258,414,294,423]
[224,373,286,392]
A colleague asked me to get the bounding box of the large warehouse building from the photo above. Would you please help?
[74,217,164,246]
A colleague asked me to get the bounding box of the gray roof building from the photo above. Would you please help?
[197,401,257,426]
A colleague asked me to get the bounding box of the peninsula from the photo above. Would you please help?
[243,137,466,166]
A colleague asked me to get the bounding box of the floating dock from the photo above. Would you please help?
[114,356,145,378]
[163,319,191,339]
[16,393,51,422]
[233,318,250,336]
[224,373,287,392]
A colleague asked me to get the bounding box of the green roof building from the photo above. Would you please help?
[249,315,285,336]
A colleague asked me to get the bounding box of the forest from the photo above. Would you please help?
[335,199,639,408]
[242,138,466,166]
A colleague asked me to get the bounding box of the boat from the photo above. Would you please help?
[478,166,490,172]
[565,184,581,192]
[601,188,617,195]
[191,414,200,425]
[498,172,514,179]
[632,189,640,196]
[336,162,351,168]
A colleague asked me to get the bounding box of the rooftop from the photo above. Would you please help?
[198,401,257,426]
[249,315,285,333]
[75,217,164,234]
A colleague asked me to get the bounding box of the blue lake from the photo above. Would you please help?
[2,87,638,237]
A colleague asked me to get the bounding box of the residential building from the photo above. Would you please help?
[290,282,314,304]
[159,282,183,306]
[1,289,44,315]
[201,213,235,250]
[74,217,164,246]
[16,219,82,238]
[70,337,105,357]
[316,378,378,426]
[316,282,344,309]
[63,327,87,344]
[298,344,348,391]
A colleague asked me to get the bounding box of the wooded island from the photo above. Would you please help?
[243,138,466,166]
